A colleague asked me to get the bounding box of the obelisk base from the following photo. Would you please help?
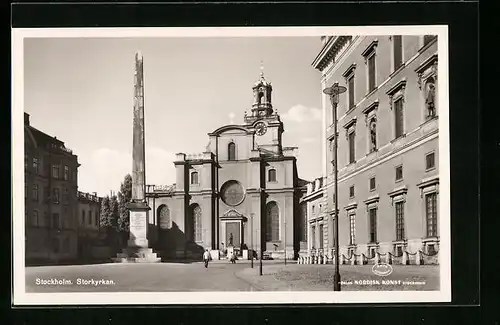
[113,202,161,263]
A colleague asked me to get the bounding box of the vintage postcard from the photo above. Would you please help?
[12,26,450,305]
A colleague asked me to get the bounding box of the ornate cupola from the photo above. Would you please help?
[250,63,273,117]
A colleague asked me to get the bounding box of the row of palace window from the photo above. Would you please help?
[25,184,72,205]
[190,168,278,185]
[336,44,437,166]
[311,152,436,219]
[25,155,75,181]
[81,209,100,227]
[344,35,436,110]
[347,153,435,198]
[338,80,437,167]
[310,191,438,249]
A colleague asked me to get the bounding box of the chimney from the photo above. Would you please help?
[24,112,30,125]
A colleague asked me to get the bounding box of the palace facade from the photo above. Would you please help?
[145,72,308,260]
[309,35,440,263]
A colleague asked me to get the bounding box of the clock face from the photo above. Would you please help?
[255,122,267,136]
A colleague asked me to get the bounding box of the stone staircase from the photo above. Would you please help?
[112,247,161,263]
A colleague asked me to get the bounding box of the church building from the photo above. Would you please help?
[145,71,308,260]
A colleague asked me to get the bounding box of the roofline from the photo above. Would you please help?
[208,125,252,136]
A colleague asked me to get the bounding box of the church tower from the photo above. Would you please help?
[244,64,284,156]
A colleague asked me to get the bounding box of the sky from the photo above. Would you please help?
[24,37,324,197]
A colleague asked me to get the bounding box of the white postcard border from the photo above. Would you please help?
[12,26,451,305]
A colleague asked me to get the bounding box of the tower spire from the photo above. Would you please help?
[260,60,264,80]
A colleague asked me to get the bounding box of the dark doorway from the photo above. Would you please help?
[226,222,240,248]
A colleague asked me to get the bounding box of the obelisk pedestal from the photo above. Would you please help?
[113,51,160,263]
[127,202,150,248]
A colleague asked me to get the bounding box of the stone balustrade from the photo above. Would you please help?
[297,248,438,266]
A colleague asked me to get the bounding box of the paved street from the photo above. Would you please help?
[25,260,276,292]
[26,260,439,292]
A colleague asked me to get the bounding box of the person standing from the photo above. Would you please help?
[203,249,210,268]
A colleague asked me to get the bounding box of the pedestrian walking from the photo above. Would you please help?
[230,251,237,264]
[203,249,211,268]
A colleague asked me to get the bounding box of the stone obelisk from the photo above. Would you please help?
[115,51,160,262]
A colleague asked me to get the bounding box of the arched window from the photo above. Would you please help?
[158,205,171,229]
[228,142,236,161]
[258,91,264,105]
[268,168,277,182]
[266,202,279,242]
[192,205,202,242]
[191,171,199,185]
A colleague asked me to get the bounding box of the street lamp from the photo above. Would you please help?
[323,82,346,292]
[258,227,263,276]
[284,219,287,266]
[250,213,254,268]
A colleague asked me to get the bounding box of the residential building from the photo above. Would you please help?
[24,112,80,264]
[299,177,328,259]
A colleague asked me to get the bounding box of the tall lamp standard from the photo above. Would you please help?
[258,227,263,276]
[323,82,346,292]
[250,213,254,268]
[284,219,287,265]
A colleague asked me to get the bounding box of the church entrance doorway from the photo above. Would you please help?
[220,209,247,257]
[226,222,240,249]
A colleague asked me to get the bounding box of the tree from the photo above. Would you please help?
[109,195,120,231]
[99,196,112,229]
[118,174,132,233]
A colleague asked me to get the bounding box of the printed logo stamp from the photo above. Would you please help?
[371,263,393,277]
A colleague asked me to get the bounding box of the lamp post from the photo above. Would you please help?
[284,219,287,266]
[323,82,346,292]
[250,213,254,268]
[258,228,263,276]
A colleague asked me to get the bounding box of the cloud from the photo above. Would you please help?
[79,147,176,197]
[282,105,322,123]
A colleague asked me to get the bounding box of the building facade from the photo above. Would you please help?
[299,177,328,259]
[310,35,440,263]
[77,191,102,261]
[24,112,80,265]
[145,72,307,260]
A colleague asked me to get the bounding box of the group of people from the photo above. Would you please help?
[203,249,238,268]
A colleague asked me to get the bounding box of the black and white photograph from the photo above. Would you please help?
[12,27,450,305]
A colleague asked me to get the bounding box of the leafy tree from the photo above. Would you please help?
[109,195,120,230]
[118,174,132,233]
[99,196,112,229]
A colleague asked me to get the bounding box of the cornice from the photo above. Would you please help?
[415,53,438,75]
[342,62,357,78]
[312,36,353,72]
[362,99,379,115]
[361,39,379,57]
[342,116,357,130]
[386,78,407,96]
[344,202,358,211]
